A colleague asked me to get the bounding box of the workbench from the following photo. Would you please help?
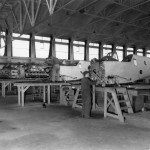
[96,85,150,122]
[0,79,41,97]
[14,82,70,107]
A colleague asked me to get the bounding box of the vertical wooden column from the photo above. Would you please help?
[123,45,127,59]
[49,35,55,57]
[84,40,89,61]
[99,42,103,59]
[4,15,13,59]
[112,43,116,53]
[143,48,146,56]
[29,33,36,59]
[68,38,74,60]
[5,29,12,58]
[134,46,137,55]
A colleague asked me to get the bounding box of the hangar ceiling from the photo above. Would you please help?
[1,0,150,48]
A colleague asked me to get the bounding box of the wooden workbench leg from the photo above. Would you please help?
[8,83,11,92]
[92,85,96,110]
[21,86,24,107]
[59,85,63,105]
[2,83,4,97]
[104,91,107,118]
[18,86,21,105]
[43,86,46,103]
[2,83,5,97]
[47,85,50,104]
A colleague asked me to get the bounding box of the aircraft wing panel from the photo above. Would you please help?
[60,61,90,81]
[104,61,139,84]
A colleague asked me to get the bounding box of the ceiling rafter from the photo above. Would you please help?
[60,7,150,34]
[0,0,7,12]
[45,0,57,15]
[11,9,20,33]
[55,1,87,38]
[27,0,76,33]
[110,0,150,15]
[22,0,42,27]
[81,0,150,31]
[1,0,150,48]
[38,0,101,37]
[54,0,150,41]
[42,22,150,48]
[73,0,111,40]
[55,0,112,39]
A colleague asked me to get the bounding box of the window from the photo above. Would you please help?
[89,47,99,60]
[73,46,84,60]
[55,38,69,59]
[12,33,29,57]
[55,38,69,43]
[146,50,150,58]
[89,43,99,47]
[13,33,30,38]
[0,32,5,56]
[127,47,134,55]
[103,44,112,56]
[73,41,85,45]
[55,44,68,59]
[137,49,143,56]
[89,43,99,60]
[73,41,85,60]
[35,36,50,58]
[116,46,123,61]
[103,44,112,48]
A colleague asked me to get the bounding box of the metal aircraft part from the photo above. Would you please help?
[25,64,51,79]
[0,63,52,79]
[60,60,90,81]
[91,55,150,85]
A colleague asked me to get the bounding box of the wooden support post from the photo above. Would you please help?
[18,86,21,106]
[21,86,24,107]
[72,85,81,108]
[47,85,50,104]
[43,86,46,103]
[104,88,125,123]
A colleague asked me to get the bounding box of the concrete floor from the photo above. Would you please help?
[0,96,150,150]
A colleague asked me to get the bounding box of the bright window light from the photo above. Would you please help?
[73,45,84,60]
[116,46,123,61]
[137,49,143,56]
[55,38,69,43]
[0,37,5,56]
[12,40,29,57]
[89,47,99,60]
[146,50,150,53]
[35,42,50,58]
[137,49,143,52]
[127,47,134,51]
[116,50,123,61]
[55,44,68,59]
[116,46,123,49]
[73,41,85,45]
[103,44,112,48]
[13,33,30,38]
[137,52,143,56]
[89,43,99,47]
[103,49,112,56]
[35,36,50,41]
[127,51,134,55]
[127,47,134,55]
[146,53,150,57]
